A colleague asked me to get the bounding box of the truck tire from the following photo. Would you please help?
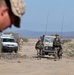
[15,50,18,53]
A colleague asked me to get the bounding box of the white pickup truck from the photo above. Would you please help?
[0,33,18,53]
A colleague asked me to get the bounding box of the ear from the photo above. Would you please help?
[0,7,9,17]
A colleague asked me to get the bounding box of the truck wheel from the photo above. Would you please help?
[1,48,5,53]
[15,50,18,53]
[1,46,3,52]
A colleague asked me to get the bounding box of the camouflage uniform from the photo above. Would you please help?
[35,39,44,56]
[53,34,62,59]
[53,38,62,48]
[18,38,23,50]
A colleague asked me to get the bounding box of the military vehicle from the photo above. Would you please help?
[37,35,61,59]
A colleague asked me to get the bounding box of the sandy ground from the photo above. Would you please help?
[0,39,74,75]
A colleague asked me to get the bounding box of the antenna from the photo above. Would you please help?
[61,14,64,38]
[45,11,49,35]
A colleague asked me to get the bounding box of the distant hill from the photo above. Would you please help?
[12,30,74,38]
[2,30,74,38]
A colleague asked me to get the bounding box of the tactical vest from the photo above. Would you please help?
[53,38,61,46]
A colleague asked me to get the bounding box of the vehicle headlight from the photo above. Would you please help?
[45,46,49,49]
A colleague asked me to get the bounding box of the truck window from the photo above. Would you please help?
[44,37,55,42]
[3,38,15,42]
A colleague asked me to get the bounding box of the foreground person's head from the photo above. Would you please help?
[0,0,26,32]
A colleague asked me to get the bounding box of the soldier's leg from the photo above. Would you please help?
[58,46,63,59]
[37,49,41,59]
[54,47,59,61]
[19,44,22,50]
[37,49,41,57]
[36,48,39,55]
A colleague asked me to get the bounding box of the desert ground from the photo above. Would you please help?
[0,39,74,75]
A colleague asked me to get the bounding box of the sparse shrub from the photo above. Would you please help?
[61,39,71,44]
[68,44,74,49]
[66,49,74,57]
[64,43,74,57]
[23,38,28,42]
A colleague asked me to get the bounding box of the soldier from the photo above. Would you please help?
[35,38,44,57]
[53,34,62,59]
[19,37,23,50]
[0,0,26,32]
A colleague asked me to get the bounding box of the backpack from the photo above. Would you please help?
[35,41,44,50]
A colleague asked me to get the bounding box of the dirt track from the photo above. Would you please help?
[0,39,74,75]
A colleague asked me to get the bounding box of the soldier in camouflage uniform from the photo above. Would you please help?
[0,0,26,32]
[35,39,44,57]
[19,37,23,50]
[53,34,62,59]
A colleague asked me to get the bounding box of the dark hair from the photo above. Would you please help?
[5,0,11,10]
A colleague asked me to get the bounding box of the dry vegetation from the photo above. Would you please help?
[62,39,74,58]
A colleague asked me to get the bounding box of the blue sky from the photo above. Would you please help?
[6,0,74,32]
